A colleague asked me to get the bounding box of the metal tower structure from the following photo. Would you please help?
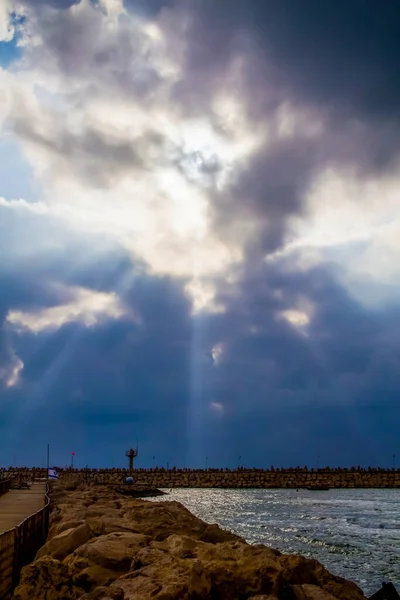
[125,446,138,474]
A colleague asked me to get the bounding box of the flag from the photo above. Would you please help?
[48,467,58,479]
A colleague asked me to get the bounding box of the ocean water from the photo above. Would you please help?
[155,488,400,596]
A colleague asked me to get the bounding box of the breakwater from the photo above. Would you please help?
[6,468,400,488]
[11,482,366,600]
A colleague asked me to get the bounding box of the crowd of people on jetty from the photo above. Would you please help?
[2,465,399,474]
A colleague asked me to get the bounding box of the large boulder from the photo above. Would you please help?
[281,584,339,600]
[279,556,364,600]
[113,556,211,600]
[36,523,94,561]
[175,537,282,599]
[121,500,240,543]
[111,576,161,600]
[85,517,141,537]
[111,534,366,600]
[66,532,149,591]
[79,585,124,600]
[114,536,280,600]
[48,520,86,541]
[12,556,84,600]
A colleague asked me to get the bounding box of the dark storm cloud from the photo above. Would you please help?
[123,0,175,17]
[1,244,399,467]
[20,0,400,128]
[188,260,400,466]
[0,264,193,466]
[22,1,164,96]
[186,0,400,123]
[176,0,400,177]
[120,0,397,261]
[213,137,318,255]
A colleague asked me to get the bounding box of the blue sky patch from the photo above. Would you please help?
[0,38,21,68]
[0,138,40,202]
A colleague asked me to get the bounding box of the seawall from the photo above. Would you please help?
[11,482,367,600]
[7,468,400,488]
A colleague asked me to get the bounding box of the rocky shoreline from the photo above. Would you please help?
[12,482,367,600]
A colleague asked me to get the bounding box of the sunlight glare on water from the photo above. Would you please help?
[153,488,400,596]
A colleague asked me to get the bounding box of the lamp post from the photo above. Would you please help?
[71,452,75,469]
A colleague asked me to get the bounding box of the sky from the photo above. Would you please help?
[0,0,399,470]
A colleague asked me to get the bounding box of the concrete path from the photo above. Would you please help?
[0,482,47,533]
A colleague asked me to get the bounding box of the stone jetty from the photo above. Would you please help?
[5,467,400,489]
[12,481,367,600]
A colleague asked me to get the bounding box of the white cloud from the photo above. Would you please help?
[98,0,125,17]
[268,167,400,306]
[293,168,400,250]
[7,286,127,333]
[185,280,225,314]
[0,356,24,388]
[0,0,265,312]
[209,401,224,415]
[0,0,13,42]
[211,342,225,366]
[279,295,314,331]
[280,309,310,328]
[0,196,48,214]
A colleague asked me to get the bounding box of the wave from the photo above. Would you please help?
[294,534,365,555]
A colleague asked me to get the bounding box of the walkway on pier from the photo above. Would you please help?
[0,482,46,533]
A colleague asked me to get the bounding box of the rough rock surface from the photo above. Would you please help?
[12,556,84,600]
[79,587,124,600]
[12,483,367,600]
[67,532,150,590]
[37,523,94,561]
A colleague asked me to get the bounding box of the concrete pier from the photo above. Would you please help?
[0,483,46,533]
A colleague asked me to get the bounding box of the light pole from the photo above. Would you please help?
[238,455,241,470]
[71,452,75,469]
[206,456,208,471]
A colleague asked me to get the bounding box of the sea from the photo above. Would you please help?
[156,488,400,596]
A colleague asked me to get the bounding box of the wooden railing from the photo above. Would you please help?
[0,484,50,600]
